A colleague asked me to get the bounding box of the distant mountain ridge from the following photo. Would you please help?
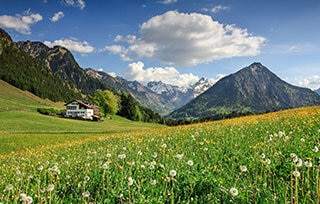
[15,39,215,115]
[86,68,215,115]
[170,62,320,119]
[16,40,110,95]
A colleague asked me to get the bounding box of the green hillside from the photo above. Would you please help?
[0,79,162,133]
[0,79,64,111]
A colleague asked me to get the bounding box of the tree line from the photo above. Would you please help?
[89,89,163,123]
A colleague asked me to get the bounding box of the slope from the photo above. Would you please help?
[0,79,64,111]
[0,28,81,102]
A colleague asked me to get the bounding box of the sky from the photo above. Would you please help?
[1,0,320,90]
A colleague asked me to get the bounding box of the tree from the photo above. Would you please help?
[118,93,138,120]
[93,89,120,117]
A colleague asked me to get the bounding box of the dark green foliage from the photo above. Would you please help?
[37,108,63,116]
[117,93,163,123]
[0,29,81,102]
[118,93,138,120]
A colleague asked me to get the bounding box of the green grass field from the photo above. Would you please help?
[1,80,320,203]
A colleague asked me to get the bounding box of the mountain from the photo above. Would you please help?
[147,81,194,108]
[86,68,215,115]
[169,62,320,119]
[0,28,80,101]
[86,68,176,115]
[316,88,320,95]
[16,40,110,95]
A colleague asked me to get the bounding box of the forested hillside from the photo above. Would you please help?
[0,28,80,102]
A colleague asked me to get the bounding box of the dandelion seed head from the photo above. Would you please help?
[150,179,157,185]
[153,152,158,158]
[128,177,134,186]
[293,170,300,178]
[6,184,13,191]
[304,160,312,168]
[240,165,248,172]
[103,162,109,169]
[229,187,238,196]
[187,160,194,166]
[294,158,302,167]
[84,176,90,182]
[118,154,126,159]
[82,191,90,198]
[176,154,183,159]
[26,196,33,203]
[47,184,54,192]
[169,169,177,177]
[265,159,271,165]
[313,146,319,153]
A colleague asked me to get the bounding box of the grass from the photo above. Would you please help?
[0,80,163,154]
[1,106,320,203]
[0,80,64,111]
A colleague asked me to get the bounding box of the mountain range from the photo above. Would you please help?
[1,28,320,121]
[169,62,320,119]
[1,28,212,115]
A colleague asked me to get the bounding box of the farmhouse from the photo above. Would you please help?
[65,100,100,120]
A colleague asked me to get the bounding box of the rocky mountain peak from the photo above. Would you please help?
[170,63,320,119]
[0,28,13,43]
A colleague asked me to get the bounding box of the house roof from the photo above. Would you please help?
[65,100,99,109]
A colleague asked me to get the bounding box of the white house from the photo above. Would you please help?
[65,100,100,120]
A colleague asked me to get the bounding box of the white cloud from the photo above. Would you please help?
[43,38,94,53]
[299,75,320,90]
[211,5,230,13]
[50,11,64,22]
[0,12,43,34]
[202,5,230,13]
[122,61,200,88]
[64,0,86,10]
[161,0,178,4]
[106,11,266,67]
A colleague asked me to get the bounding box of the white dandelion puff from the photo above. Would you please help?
[47,184,54,192]
[295,158,303,167]
[229,187,239,196]
[103,162,109,169]
[128,177,134,186]
[82,191,90,198]
[305,160,312,168]
[169,169,177,177]
[293,170,300,178]
[313,146,319,153]
[150,179,157,185]
[240,165,248,172]
[265,159,271,165]
[187,160,194,166]
[6,184,13,191]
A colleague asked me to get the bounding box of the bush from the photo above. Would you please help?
[37,108,63,116]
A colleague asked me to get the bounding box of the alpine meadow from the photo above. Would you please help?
[1,101,320,202]
[1,1,320,203]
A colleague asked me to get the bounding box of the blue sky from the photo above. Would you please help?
[1,0,320,90]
